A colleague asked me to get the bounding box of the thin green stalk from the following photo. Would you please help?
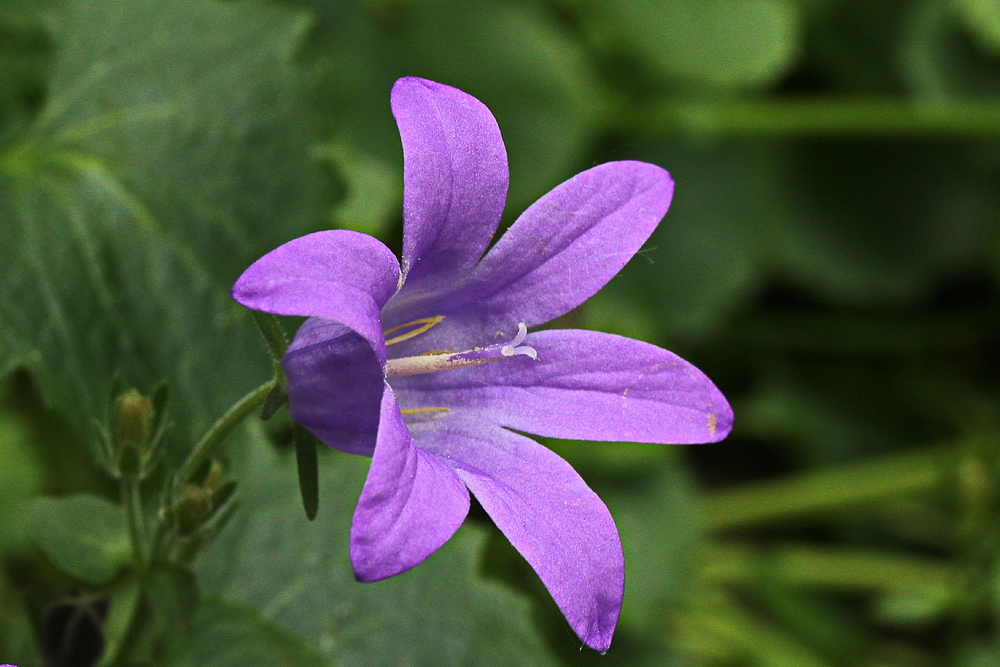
[677,585,829,667]
[705,446,945,529]
[176,380,275,489]
[699,542,955,599]
[609,97,1000,138]
[106,587,146,667]
[121,478,147,570]
[251,311,288,386]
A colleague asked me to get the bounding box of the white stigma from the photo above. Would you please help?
[501,322,538,360]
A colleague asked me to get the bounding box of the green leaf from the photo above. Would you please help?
[0,0,334,452]
[0,385,46,553]
[0,178,270,457]
[194,428,558,667]
[780,140,995,304]
[170,599,332,667]
[0,0,50,135]
[957,0,1000,55]
[900,0,1000,98]
[29,494,129,584]
[310,0,601,218]
[588,0,801,89]
[320,141,401,239]
[806,0,914,92]
[146,564,201,658]
[293,422,319,521]
[35,0,329,282]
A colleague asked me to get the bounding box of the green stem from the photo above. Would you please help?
[677,586,828,667]
[251,311,288,387]
[176,380,275,489]
[121,477,147,570]
[106,586,146,667]
[705,446,945,529]
[699,542,955,599]
[609,97,1000,138]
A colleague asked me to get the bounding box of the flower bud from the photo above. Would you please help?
[174,461,225,535]
[42,594,109,667]
[112,389,153,448]
[175,486,213,536]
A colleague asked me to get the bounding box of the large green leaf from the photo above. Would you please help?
[0,0,50,135]
[900,0,1000,98]
[28,494,129,584]
[0,176,269,455]
[304,0,600,220]
[586,0,801,89]
[958,0,1000,54]
[0,386,45,553]
[0,0,333,450]
[805,0,912,93]
[172,599,332,667]
[36,0,329,281]
[193,429,558,667]
[780,139,995,304]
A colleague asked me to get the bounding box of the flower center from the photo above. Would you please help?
[385,322,538,378]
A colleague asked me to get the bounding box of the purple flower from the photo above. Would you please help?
[233,77,732,652]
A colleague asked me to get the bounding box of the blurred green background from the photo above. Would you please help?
[2,0,1000,665]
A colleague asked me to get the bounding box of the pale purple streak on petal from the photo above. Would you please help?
[232,230,400,361]
[412,419,622,653]
[392,77,508,283]
[351,386,470,582]
[395,329,732,444]
[283,319,384,456]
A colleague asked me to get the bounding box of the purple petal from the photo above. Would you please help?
[232,230,400,361]
[380,162,672,357]
[394,329,732,444]
[392,77,508,283]
[351,386,470,582]
[412,419,622,653]
[283,319,384,456]
[470,161,672,328]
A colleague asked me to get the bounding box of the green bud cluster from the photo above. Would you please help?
[96,382,171,482]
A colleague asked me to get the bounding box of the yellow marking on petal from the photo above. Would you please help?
[384,316,444,345]
[420,348,457,356]
[708,413,717,438]
[400,407,450,415]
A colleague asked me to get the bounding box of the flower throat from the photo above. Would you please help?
[384,319,537,378]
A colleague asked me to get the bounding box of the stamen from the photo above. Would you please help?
[386,322,539,377]
[384,316,444,345]
[400,407,450,415]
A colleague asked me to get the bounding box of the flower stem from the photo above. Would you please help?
[704,446,945,529]
[698,542,956,598]
[609,97,1000,138]
[106,586,146,667]
[121,477,147,570]
[251,311,288,386]
[176,380,275,489]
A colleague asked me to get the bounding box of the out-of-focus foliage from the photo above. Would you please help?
[1,0,1000,665]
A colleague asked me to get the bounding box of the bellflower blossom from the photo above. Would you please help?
[233,77,732,652]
